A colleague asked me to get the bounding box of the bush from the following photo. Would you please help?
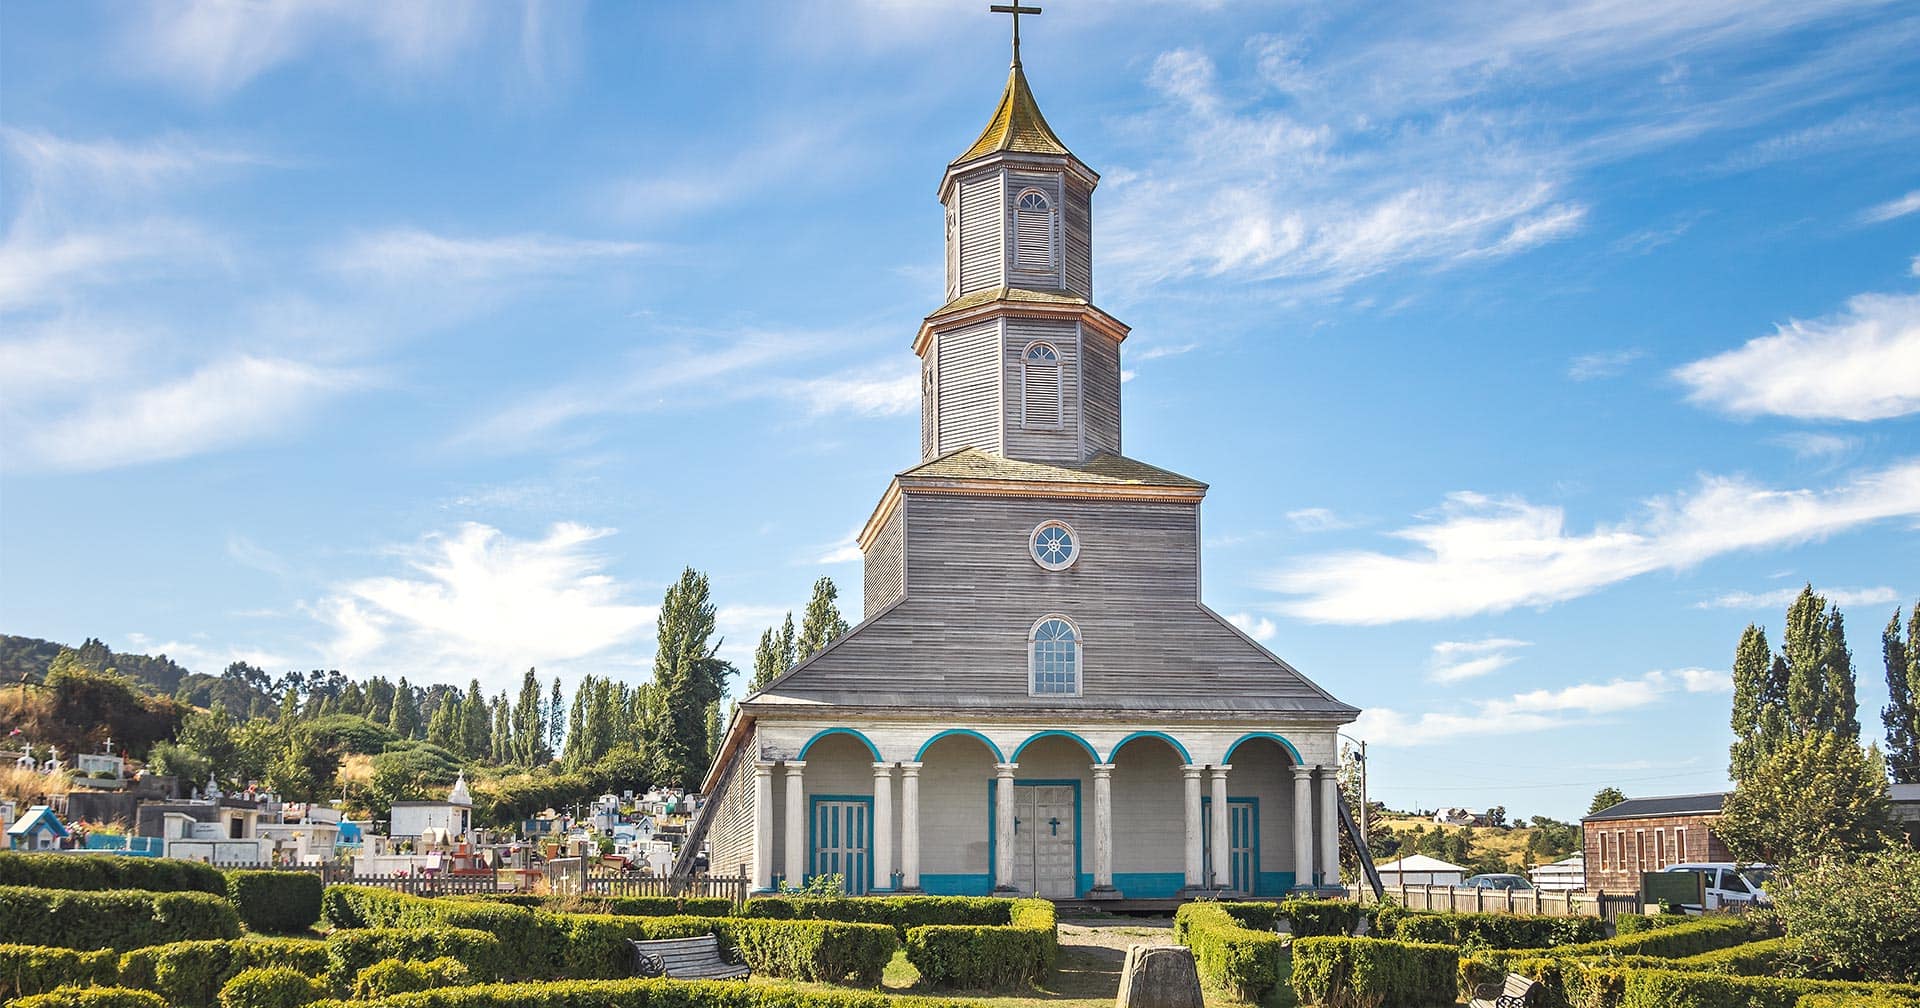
[0,852,227,894]
[325,928,504,986]
[1615,967,1920,1008]
[729,918,898,985]
[743,895,1012,935]
[1797,995,1920,1008]
[0,944,120,999]
[902,899,1055,990]
[1615,913,1695,935]
[1173,903,1286,1000]
[118,938,330,1008]
[1214,901,1279,932]
[0,886,240,950]
[340,977,987,1008]
[601,896,736,918]
[1375,908,1607,949]
[1290,936,1458,1008]
[1279,898,1363,937]
[353,957,472,998]
[10,986,170,1008]
[1776,846,1920,984]
[217,967,326,1008]
[1669,936,1805,977]
[226,871,325,934]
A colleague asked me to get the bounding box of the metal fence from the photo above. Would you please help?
[1342,884,1642,921]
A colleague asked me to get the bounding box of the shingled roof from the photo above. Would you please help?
[900,447,1207,491]
[926,285,1087,321]
[1583,792,1728,822]
[953,63,1073,165]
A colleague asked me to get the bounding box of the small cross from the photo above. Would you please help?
[989,2,1042,65]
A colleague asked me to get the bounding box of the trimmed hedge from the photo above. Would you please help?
[10,987,170,1008]
[1375,907,1606,949]
[118,937,329,1008]
[0,852,227,895]
[461,894,737,918]
[1667,936,1803,977]
[0,944,121,999]
[1173,902,1286,1000]
[1291,936,1458,1008]
[1797,995,1920,1008]
[353,957,472,999]
[1279,898,1363,937]
[325,928,504,986]
[1458,914,1772,990]
[1614,912,1694,935]
[744,896,1012,935]
[902,899,1055,990]
[730,918,898,985]
[218,966,327,1008]
[1613,967,1920,1008]
[0,885,240,950]
[334,977,988,1008]
[226,871,325,935]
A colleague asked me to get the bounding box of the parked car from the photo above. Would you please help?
[1661,862,1773,910]
[1462,873,1533,890]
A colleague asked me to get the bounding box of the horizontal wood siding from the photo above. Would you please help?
[1002,317,1081,463]
[920,350,937,460]
[862,497,907,619]
[1064,177,1093,299]
[706,737,758,881]
[771,492,1341,711]
[1007,171,1063,290]
[935,320,1002,456]
[958,172,1004,295]
[1082,328,1122,456]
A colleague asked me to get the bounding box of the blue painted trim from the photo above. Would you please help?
[1107,730,1192,763]
[1011,730,1099,762]
[1257,871,1297,894]
[1203,795,1261,894]
[808,793,874,895]
[920,873,994,896]
[798,727,881,761]
[1223,731,1304,765]
[914,728,1005,762]
[1114,872,1186,898]
[987,778,1084,898]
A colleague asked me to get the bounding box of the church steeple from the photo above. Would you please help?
[951,62,1073,166]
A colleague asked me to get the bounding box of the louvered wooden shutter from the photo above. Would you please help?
[1015,192,1053,271]
[1024,345,1061,427]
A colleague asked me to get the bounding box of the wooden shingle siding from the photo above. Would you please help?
[772,491,1344,712]
[1006,172,1063,289]
[920,350,938,459]
[1002,317,1081,463]
[935,320,1002,456]
[1064,177,1093,299]
[1082,330,1122,456]
[706,737,758,880]
[958,172,1004,295]
[862,498,907,619]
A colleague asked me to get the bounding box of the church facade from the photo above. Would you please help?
[700,52,1358,901]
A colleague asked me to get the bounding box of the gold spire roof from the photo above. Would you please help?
[953,62,1073,165]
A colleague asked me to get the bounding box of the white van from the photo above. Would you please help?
[1661,862,1773,910]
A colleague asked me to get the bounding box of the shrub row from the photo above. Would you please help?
[1475,957,1920,1008]
[1290,935,1458,1008]
[326,928,504,986]
[352,957,472,999]
[0,852,227,895]
[0,885,240,951]
[0,944,122,1000]
[1172,902,1286,1000]
[1666,936,1803,977]
[902,898,1055,990]
[743,895,1012,935]
[1279,898,1363,937]
[1795,995,1920,1008]
[1613,912,1694,935]
[225,871,325,935]
[217,966,327,1008]
[11,987,170,1008]
[119,937,330,1007]
[1374,907,1606,948]
[330,977,990,1008]
[1458,914,1771,990]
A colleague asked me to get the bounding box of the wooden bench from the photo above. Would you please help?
[628,934,749,981]
[1470,974,1538,1008]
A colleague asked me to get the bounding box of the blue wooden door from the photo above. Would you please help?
[812,799,870,895]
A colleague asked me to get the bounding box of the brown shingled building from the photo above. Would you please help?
[1581,792,1734,892]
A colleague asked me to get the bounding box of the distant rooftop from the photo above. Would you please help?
[1583,792,1727,822]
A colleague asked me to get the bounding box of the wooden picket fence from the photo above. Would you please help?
[217,863,517,895]
[543,858,749,906]
[1342,883,1641,921]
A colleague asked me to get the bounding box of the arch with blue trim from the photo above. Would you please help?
[1222,731,1304,765]
[1106,730,1192,764]
[913,728,1005,762]
[798,727,882,761]
[1011,729,1099,763]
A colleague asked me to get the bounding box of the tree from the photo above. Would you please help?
[777,614,796,672]
[796,578,848,661]
[460,680,489,760]
[1884,604,1920,784]
[510,668,546,766]
[646,568,734,789]
[1718,731,1891,864]
[1774,845,1920,983]
[1588,787,1627,815]
[388,678,419,739]
[549,677,565,757]
[1781,586,1859,739]
[750,627,782,692]
[1729,624,1787,781]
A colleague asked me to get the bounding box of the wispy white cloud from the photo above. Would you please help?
[325,229,648,284]
[1568,349,1645,381]
[1358,666,1725,746]
[780,366,919,418]
[226,534,290,577]
[1227,612,1278,643]
[1676,291,1920,421]
[1769,432,1859,462]
[1264,458,1920,623]
[1695,585,1900,610]
[1286,507,1357,533]
[315,521,655,691]
[1429,637,1530,684]
[811,528,863,566]
[1861,190,1920,224]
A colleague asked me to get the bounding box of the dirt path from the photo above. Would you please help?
[1048,917,1179,1001]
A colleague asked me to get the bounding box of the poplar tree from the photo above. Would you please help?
[1729,625,1787,781]
[388,677,420,738]
[549,677,565,756]
[1885,605,1920,784]
[647,568,734,789]
[796,577,849,661]
[460,679,489,759]
[750,611,797,692]
[778,613,796,671]
[511,667,545,765]
[1782,586,1859,738]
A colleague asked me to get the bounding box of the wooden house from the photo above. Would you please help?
[1581,792,1734,892]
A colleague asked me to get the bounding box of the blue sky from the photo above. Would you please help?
[2,1,1917,821]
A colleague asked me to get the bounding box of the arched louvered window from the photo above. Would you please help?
[1022,341,1061,428]
[1014,189,1054,271]
[1029,616,1080,696]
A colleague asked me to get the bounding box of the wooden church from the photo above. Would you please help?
[698,23,1358,902]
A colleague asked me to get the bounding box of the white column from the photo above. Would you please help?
[752,761,776,892]
[1180,764,1204,889]
[899,762,923,892]
[783,761,806,888]
[1091,763,1116,892]
[872,762,895,892]
[1319,765,1341,888]
[994,762,1019,892]
[1210,764,1233,891]
[1293,765,1314,889]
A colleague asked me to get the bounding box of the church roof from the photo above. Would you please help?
[901,447,1207,491]
[927,285,1086,320]
[953,63,1073,166]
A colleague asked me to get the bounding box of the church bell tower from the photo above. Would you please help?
[917,27,1130,466]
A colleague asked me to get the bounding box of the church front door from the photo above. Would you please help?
[1013,784,1077,898]
[811,798,871,895]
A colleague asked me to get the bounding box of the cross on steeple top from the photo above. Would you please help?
[989,3,1041,66]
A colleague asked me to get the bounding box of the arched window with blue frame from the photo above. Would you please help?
[1029,616,1081,696]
